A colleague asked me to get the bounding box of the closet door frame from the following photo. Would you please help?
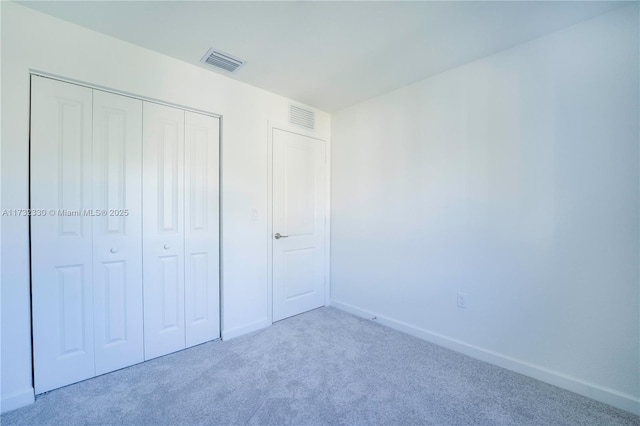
[29,71,222,390]
[30,71,221,120]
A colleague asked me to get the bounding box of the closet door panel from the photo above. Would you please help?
[143,102,186,360]
[184,112,220,347]
[30,76,95,393]
[92,90,144,375]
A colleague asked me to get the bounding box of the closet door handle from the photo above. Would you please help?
[110,248,118,254]
[164,244,170,250]
[274,233,288,240]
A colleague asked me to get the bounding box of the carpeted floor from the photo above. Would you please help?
[1,307,638,425]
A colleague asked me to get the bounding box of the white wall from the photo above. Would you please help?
[0,2,329,413]
[331,5,639,415]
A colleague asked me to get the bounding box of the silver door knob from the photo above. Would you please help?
[164,244,170,250]
[274,233,288,240]
[110,248,118,254]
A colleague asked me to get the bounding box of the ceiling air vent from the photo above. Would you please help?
[200,48,245,73]
[289,105,315,130]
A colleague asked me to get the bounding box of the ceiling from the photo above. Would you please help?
[20,1,626,112]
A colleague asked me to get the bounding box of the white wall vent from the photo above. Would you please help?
[289,105,315,130]
[200,48,245,73]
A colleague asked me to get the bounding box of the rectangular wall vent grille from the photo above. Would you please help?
[289,105,315,130]
[200,48,245,73]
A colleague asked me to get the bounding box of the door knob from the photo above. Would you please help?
[274,233,288,240]
[164,244,170,250]
[110,248,118,254]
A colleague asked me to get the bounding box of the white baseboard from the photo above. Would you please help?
[1,387,35,414]
[222,317,270,341]
[331,300,640,416]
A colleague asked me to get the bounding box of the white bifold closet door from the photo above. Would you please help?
[92,90,144,375]
[143,103,220,360]
[31,76,220,392]
[142,103,186,360]
[184,111,220,347]
[31,76,143,393]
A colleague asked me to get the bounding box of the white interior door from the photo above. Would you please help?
[272,128,326,322]
[184,111,220,347]
[142,102,185,360]
[92,90,144,374]
[31,76,95,393]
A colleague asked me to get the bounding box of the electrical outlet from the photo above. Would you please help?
[457,292,468,309]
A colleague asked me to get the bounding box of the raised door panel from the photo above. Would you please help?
[272,129,326,322]
[92,90,144,375]
[184,112,220,347]
[142,102,185,360]
[30,76,95,393]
